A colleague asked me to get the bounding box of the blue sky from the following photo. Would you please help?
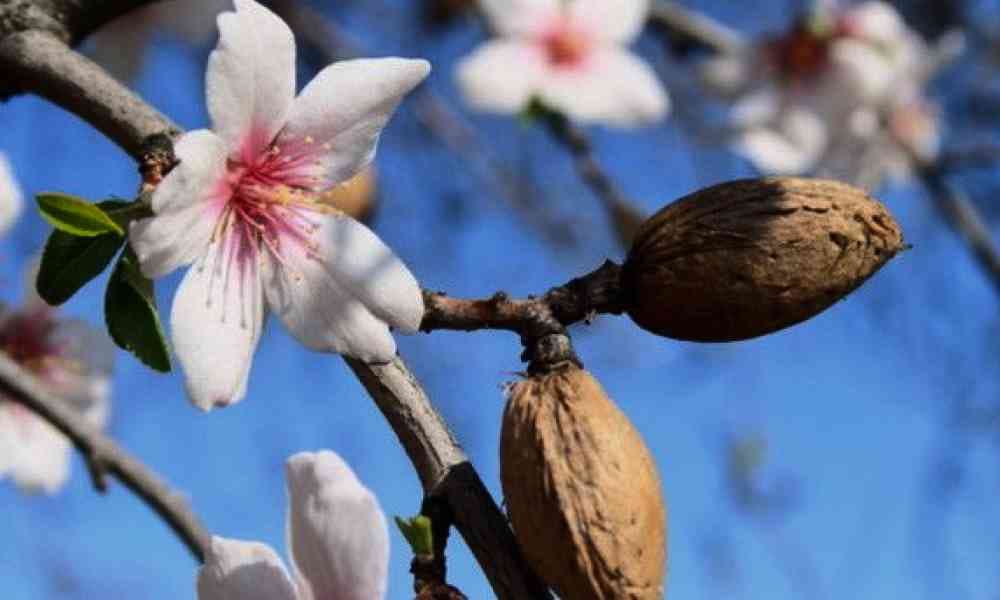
[2,1,999,598]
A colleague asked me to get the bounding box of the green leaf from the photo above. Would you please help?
[36,192,125,237]
[105,249,171,372]
[37,230,125,305]
[394,515,434,557]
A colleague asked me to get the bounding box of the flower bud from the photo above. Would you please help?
[501,366,667,600]
[323,166,377,222]
[622,177,904,342]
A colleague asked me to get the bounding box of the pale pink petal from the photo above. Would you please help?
[455,40,546,115]
[313,216,424,333]
[736,109,828,175]
[261,217,397,363]
[699,53,756,97]
[206,0,295,160]
[0,152,24,237]
[274,58,430,190]
[130,130,228,278]
[829,39,896,103]
[570,0,649,43]
[197,536,298,600]
[845,2,905,45]
[171,236,265,411]
[480,0,559,36]
[729,88,781,127]
[538,48,668,127]
[0,405,72,494]
[286,451,390,600]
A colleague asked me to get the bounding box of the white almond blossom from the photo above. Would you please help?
[700,1,937,180]
[89,0,230,82]
[456,0,669,127]
[197,450,389,600]
[0,152,23,236]
[0,265,114,494]
[129,0,429,411]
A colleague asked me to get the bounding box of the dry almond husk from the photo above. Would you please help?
[501,366,667,600]
[622,177,904,342]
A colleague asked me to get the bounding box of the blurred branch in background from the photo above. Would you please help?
[0,352,210,562]
[917,166,1000,295]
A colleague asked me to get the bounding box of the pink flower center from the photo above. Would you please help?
[540,20,592,68]
[207,134,346,305]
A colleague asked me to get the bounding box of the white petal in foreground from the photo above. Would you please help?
[197,537,298,600]
[0,152,24,236]
[206,0,296,159]
[538,48,669,128]
[130,130,229,278]
[261,216,397,363]
[455,40,546,115]
[171,236,265,411]
[570,0,649,43]
[317,216,424,334]
[286,451,390,600]
[276,58,430,189]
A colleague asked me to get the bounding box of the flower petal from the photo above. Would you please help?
[736,109,828,175]
[261,217,397,363]
[480,0,559,36]
[197,536,298,600]
[274,58,430,190]
[171,235,265,411]
[0,405,72,495]
[130,130,229,278]
[455,40,546,115]
[538,48,669,127]
[207,0,295,160]
[570,0,649,43]
[0,152,24,237]
[829,39,896,103]
[286,451,390,600]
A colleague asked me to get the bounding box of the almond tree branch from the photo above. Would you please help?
[0,29,180,160]
[539,109,648,249]
[918,166,1000,295]
[0,352,210,562]
[0,11,552,595]
[647,1,744,54]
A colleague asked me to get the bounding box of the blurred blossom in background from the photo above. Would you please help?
[2,0,1000,598]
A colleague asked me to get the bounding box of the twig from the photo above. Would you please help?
[918,166,1000,296]
[0,29,180,160]
[0,10,552,595]
[345,358,550,598]
[539,109,648,249]
[647,1,745,55]
[0,352,210,562]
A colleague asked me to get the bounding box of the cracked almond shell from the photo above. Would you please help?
[622,177,904,342]
[501,367,667,600]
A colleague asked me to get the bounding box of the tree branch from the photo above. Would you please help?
[0,30,180,160]
[918,166,1000,296]
[0,352,210,562]
[647,1,744,55]
[0,13,551,595]
[344,357,551,599]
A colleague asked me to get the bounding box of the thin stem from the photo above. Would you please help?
[539,108,648,249]
[647,1,745,55]
[0,352,210,562]
[918,166,1000,296]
